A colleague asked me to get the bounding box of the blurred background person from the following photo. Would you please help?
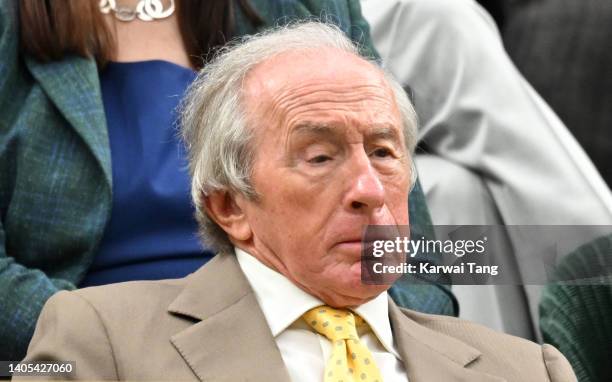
[361,0,612,344]
[503,0,612,188]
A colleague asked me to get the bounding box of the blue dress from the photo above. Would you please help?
[80,60,213,287]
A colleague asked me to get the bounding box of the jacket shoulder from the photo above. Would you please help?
[0,0,20,75]
[401,308,577,381]
[404,307,540,350]
[0,0,35,132]
[21,278,193,380]
[0,0,17,36]
[73,277,186,315]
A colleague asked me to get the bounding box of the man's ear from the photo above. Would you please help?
[203,190,252,242]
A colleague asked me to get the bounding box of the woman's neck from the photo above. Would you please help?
[103,0,193,69]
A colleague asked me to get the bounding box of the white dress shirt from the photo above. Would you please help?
[235,248,409,382]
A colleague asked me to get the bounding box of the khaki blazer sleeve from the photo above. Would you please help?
[542,344,578,382]
[14,291,119,381]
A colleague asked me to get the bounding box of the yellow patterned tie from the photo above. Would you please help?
[303,306,383,382]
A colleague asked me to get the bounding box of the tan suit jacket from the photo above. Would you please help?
[18,253,576,381]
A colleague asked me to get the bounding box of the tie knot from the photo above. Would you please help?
[303,306,361,341]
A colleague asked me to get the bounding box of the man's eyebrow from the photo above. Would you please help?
[290,123,403,144]
[366,126,403,145]
[291,122,339,138]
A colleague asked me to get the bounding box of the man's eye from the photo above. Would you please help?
[372,148,392,158]
[308,155,332,164]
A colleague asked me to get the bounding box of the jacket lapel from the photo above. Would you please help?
[167,253,504,381]
[24,55,112,187]
[389,302,505,382]
[168,253,291,381]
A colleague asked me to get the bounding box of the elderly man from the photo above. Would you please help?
[18,22,575,381]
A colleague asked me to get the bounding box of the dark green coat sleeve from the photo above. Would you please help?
[0,0,77,361]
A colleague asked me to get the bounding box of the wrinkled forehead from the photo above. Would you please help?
[242,48,399,133]
[244,48,387,93]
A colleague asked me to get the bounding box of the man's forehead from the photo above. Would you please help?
[241,47,402,147]
[291,121,404,145]
[243,48,388,99]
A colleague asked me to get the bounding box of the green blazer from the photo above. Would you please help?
[0,0,455,360]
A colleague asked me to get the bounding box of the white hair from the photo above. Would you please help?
[180,21,418,253]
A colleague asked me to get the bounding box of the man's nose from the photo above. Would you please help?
[345,153,385,213]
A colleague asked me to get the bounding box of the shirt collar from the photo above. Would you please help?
[235,247,401,358]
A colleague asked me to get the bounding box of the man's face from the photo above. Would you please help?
[236,49,411,307]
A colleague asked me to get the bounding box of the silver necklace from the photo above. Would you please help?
[99,0,176,22]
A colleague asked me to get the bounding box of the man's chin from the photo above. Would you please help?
[315,282,390,308]
[295,267,391,307]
